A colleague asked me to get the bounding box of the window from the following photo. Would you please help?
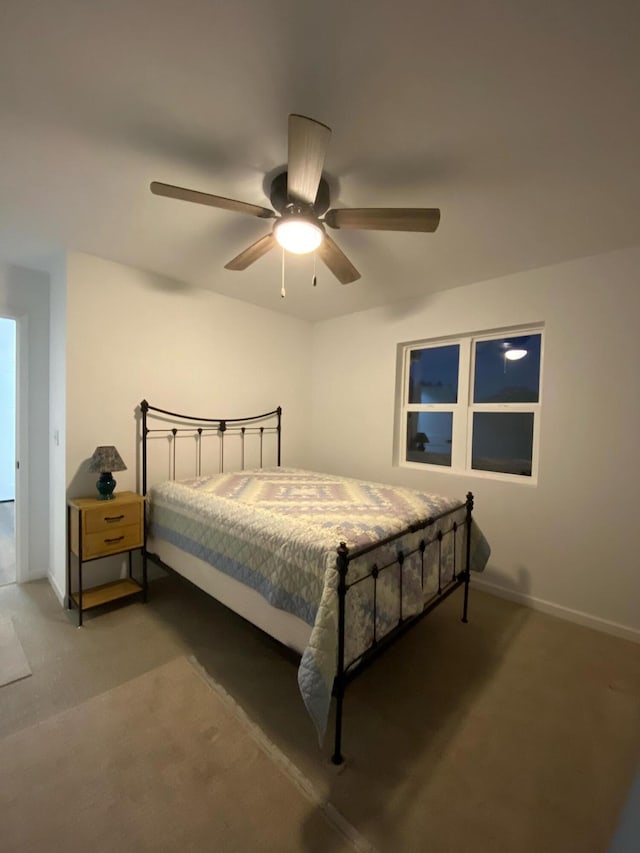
[400,328,543,480]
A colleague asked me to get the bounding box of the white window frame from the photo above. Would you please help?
[399,325,544,483]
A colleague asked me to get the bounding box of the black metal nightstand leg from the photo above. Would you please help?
[142,549,148,602]
[66,505,72,609]
[77,557,83,627]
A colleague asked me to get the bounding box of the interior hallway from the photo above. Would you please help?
[0,501,15,587]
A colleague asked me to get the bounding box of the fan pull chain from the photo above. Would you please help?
[281,248,286,298]
[312,253,317,287]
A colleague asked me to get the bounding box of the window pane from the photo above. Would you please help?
[408,345,459,404]
[406,412,453,466]
[472,413,534,476]
[474,334,541,403]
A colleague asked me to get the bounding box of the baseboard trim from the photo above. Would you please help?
[47,573,65,607]
[41,563,640,645]
[472,577,640,645]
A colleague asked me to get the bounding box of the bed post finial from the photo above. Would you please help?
[276,406,282,467]
[141,400,149,496]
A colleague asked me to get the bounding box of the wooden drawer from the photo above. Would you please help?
[84,501,141,534]
[83,523,143,560]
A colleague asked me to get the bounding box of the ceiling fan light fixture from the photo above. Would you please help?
[151,115,440,284]
[274,217,324,254]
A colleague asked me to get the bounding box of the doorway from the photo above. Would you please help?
[0,317,16,586]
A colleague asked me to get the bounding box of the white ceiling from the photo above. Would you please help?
[1,0,639,321]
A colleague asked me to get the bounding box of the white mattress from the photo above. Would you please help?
[147,533,312,655]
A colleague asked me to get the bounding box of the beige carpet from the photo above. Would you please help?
[0,655,371,853]
[1,578,638,852]
[0,616,31,687]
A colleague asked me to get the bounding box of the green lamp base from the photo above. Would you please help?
[96,472,116,500]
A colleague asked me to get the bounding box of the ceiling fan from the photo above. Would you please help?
[150,114,440,285]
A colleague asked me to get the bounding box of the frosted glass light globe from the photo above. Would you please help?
[274,218,324,254]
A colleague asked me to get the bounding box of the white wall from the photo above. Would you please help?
[310,246,640,639]
[0,318,16,501]
[0,263,50,581]
[51,252,313,595]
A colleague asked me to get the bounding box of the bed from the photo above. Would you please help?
[140,400,490,763]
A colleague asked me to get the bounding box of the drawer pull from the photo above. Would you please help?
[104,514,125,522]
[104,535,125,544]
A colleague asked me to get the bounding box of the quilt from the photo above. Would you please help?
[147,467,491,741]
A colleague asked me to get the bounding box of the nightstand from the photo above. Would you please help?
[67,491,147,626]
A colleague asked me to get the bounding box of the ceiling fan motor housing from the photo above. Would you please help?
[269,171,331,217]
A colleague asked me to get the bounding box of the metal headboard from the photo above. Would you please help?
[139,400,282,496]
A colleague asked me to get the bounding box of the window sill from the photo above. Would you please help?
[399,460,538,486]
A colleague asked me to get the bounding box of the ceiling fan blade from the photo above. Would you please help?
[316,234,360,285]
[287,115,331,206]
[150,181,275,219]
[324,207,441,232]
[224,233,276,271]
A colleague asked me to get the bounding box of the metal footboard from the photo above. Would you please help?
[331,492,474,764]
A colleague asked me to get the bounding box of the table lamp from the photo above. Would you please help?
[88,446,127,500]
[415,432,429,452]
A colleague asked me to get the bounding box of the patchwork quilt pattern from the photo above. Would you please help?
[148,467,491,741]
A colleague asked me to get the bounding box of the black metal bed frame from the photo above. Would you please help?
[139,400,473,765]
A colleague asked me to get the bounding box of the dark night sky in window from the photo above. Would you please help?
[474,335,541,403]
